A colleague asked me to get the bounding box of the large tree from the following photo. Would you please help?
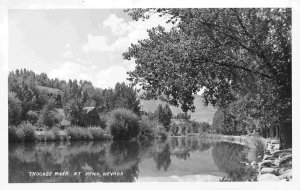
[123,8,291,148]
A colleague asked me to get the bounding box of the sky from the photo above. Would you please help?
[8,9,174,89]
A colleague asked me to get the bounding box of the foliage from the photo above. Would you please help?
[39,98,61,128]
[65,98,86,126]
[170,122,179,136]
[16,122,36,142]
[107,108,140,140]
[123,8,291,148]
[26,110,39,124]
[138,116,155,141]
[153,124,167,140]
[9,126,19,142]
[8,92,22,125]
[153,104,172,131]
[66,126,93,141]
[89,127,112,140]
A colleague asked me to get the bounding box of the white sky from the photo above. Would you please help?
[8,9,174,89]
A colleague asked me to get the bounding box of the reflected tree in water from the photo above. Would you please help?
[212,142,256,181]
[153,144,171,171]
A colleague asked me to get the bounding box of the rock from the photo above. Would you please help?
[279,154,292,166]
[279,152,292,159]
[258,173,280,181]
[263,155,276,161]
[260,167,277,175]
[278,167,292,176]
[272,149,292,158]
[278,169,292,180]
[260,160,277,168]
[270,139,280,144]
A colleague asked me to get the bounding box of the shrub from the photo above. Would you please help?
[27,110,39,124]
[44,131,55,141]
[16,122,36,142]
[153,104,172,131]
[170,122,179,136]
[89,127,111,140]
[139,116,155,141]
[107,108,140,140]
[50,127,62,141]
[153,124,167,140]
[9,126,20,142]
[66,126,93,141]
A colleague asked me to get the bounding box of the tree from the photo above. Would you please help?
[154,104,172,131]
[8,91,22,125]
[39,98,60,128]
[123,8,291,148]
[64,98,86,126]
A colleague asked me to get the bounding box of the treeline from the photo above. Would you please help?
[8,69,140,128]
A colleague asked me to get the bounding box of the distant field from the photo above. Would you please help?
[140,95,216,124]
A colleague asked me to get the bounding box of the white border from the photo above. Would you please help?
[0,0,299,190]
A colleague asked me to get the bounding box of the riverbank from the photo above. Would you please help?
[256,139,292,181]
[199,133,292,181]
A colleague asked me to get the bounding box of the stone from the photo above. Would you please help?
[258,173,280,181]
[272,149,292,158]
[278,167,292,176]
[279,154,292,166]
[271,139,280,144]
[263,155,276,161]
[278,169,292,180]
[260,167,277,175]
[260,160,277,168]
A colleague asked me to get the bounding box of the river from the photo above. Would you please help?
[9,136,263,182]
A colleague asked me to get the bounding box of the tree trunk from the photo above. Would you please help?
[279,121,292,149]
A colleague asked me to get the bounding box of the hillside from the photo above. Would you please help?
[140,95,216,124]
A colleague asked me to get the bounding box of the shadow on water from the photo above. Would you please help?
[9,136,260,182]
[212,142,257,181]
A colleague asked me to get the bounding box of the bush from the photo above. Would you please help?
[66,126,93,141]
[27,110,39,124]
[170,122,179,136]
[139,116,155,141]
[16,122,36,142]
[153,124,167,140]
[89,127,112,140]
[50,127,62,141]
[107,108,140,140]
[44,131,55,141]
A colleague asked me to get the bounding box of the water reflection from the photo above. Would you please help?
[212,142,257,181]
[9,137,259,183]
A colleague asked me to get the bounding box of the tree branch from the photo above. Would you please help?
[193,57,272,79]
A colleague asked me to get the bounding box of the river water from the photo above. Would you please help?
[9,136,263,182]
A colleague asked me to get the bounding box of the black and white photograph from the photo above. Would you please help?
[1,0,299,188]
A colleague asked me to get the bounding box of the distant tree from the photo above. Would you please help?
[154,104,172,131]
[26,110,39,124]
[64,98,86,126]
[39,98,60,128]
[113,82,141,115]
[8,91,22,125]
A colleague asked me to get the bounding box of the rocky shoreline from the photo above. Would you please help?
[199,133,292,181]
[256,139,292,181]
